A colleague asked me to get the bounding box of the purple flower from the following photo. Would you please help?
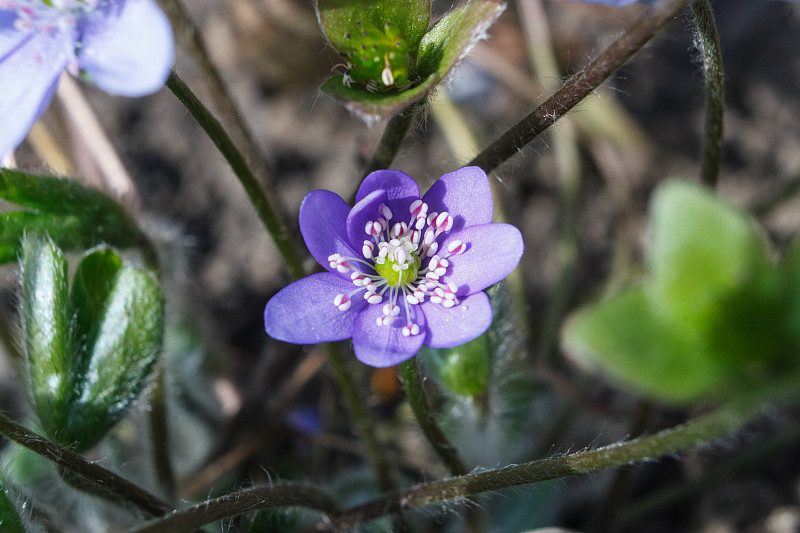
[264,167,524,368]
[0,0,173,157]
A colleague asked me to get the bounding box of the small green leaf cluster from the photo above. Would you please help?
[563,180,800,405]
[21,235,164,452]
[316,0,505,120]
[0,169,145,264]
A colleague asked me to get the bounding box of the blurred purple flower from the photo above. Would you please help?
[0,0,173,157]
[264,167,524,368]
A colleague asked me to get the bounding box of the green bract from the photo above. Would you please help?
[317,0,505,121]
[0,168,144,264]
[562,180,800,405]
[21,236,164,451]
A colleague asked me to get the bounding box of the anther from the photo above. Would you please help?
[333,294,351,311]
[379,204,393,220]
[362,240,374,259]
[402,324,420,337]
[447,240,466,255]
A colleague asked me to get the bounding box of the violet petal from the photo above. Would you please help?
[356,169,420,219]
[421,166,493,232]
[353,302,425,367]
[346,189,388,252]
[78,0,173,96]
[441,223,524,296]
[264,272,366,344]
[422,292,493,348]
[0,20,69,157]
[299,190,360,277]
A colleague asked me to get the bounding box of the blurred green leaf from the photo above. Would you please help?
[647,180,772,330]
[563,287,726,404]
[21,234,74,442]
[0,168,143,264]
[562,180,800,405]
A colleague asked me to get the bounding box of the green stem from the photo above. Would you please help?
[165,71,306,280]
[690,0,725,188]
[468,0,691,173]
[130,404,758,531]
[324,342,395,493]
[132,484,339,533]
[398,358,468,476]
[148,368,176,501]
[362,102,423,177]
[0,411,173,517]
[329,403,757,529]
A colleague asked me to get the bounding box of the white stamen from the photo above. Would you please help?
[382,303,400,317]
[376,315,395,326]
[333,294,351,311]
[447,240,466,255]
[362,240,374,259]
[434,212,453,232]
[366,293,383,304]
[402,324,420,337]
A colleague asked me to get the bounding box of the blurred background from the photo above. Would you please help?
[3,0,800,531]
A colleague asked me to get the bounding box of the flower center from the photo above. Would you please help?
[373,236,420,287]
[327,198,468,337]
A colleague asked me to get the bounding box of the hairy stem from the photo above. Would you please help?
[148,368,176,501]
[324,342,395,493]
[363,101,423,177]
[690,0,725,188]
[329,403,757,529]
[469,0,691,173]
[0,411,173,517]
[165,71,306,280]
[126,404,758,531]
[132,483,339,533]
[398,358,468,476]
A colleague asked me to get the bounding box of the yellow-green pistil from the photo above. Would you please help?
[375,251,421,287]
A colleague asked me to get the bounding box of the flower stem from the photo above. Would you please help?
[362,101,424,177]
[0,411,173,517]
[127,403,758,531]
[148,368,176,501]
[468,0,691,173]
[165,71,306,281]
[398,358,468,476]
[131,483,339,533]
[324,342,396,492]
[328,403,758,529]
[690,0,725,188]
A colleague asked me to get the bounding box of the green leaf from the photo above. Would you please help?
[647,180,772,331]
[562,287,728,404]
[321,74,437,122]
[66,267,164,451]
[20,234,74,442]
[0,168,143,264]
[70,248,124,356]
[424,336,490,398]
[317,0,430,55]
[416,0,504,80]
[0,470,24,533]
